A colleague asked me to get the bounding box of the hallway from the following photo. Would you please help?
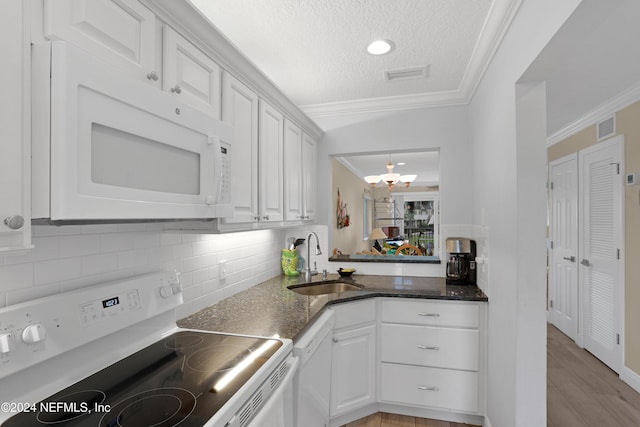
[547,323,640,426]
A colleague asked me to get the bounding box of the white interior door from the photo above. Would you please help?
[549,154,579,342]
[579,135,624,374]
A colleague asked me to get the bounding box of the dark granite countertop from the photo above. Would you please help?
[177,274,488,341]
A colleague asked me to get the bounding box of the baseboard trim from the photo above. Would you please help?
[484,414,493,427]
[621,366,640,394]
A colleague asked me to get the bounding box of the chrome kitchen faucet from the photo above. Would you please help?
[304,232,322,282]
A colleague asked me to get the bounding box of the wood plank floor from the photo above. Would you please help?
[547,323,640,427]
[343,324,640,427]
[341,412,478,427]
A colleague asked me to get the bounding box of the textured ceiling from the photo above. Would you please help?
[190,0,519,117]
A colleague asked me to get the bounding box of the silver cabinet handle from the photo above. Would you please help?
[417,386,439,391]
[4,215,24,230]
[418,313,440,317]
[171,85,182,94]
[580,259,590,267]
[262,215,270,221]
[563,256,576,262]
[332,337,338,343]
[417,345,440,351]
[146,71,159,81]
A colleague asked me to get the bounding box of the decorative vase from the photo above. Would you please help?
[281,249,300,276]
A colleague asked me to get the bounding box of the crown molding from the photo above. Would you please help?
[300,91,469,119]
[546,82,640,146]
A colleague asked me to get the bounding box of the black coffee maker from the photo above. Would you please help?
[445,238,476,285]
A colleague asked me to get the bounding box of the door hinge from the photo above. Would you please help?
[550,300,553,309]
[617,334,620,345]
[617,163,620,175]
[550,241,553,249]
[617,248,620,260]
[550,181,554,190]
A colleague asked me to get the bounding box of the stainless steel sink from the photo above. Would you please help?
[287,279,364,296]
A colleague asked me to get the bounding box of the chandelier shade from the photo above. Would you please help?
[363,161,416,189]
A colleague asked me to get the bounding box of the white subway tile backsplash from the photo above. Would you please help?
[59,234,100,258]
[100,233,134,253]
[6,282,62,306]
[34,257,82,285]
[182,256,202,273]
[3,224,291,320]
[160,233,182,247]
[0,263,34,291]
[133,232,160,250]
[4,236,59,265]
[82,253,118,276]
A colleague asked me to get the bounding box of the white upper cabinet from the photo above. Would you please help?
[221,72,260,224]
[284,119,304,221]
[258,100,285,223]
[302,132,317,221]
[0,0,31,253]
[43,0,157,84]
[163,26,221,119]
[284,121,316,222]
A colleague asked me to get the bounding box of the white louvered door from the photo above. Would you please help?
[579,135,623,373]
[549,154,579,342]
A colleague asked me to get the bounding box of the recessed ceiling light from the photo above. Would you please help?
[367,39,394,55]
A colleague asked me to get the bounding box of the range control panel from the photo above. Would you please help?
[0,270,182,380]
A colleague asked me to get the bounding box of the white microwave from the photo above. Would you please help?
[32,41,233,222]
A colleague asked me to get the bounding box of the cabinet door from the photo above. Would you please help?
[330,324,376,417]
[283,119,303,221]
[258,101,284,223]
[302,132,317,221]
[221,73,259,224]
[163,27,221,119]
[0,0,31,252]
[43,0,156,82]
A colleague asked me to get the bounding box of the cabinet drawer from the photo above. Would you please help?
[380,363,478,413]
[381,324,478,370]
[381,299,479,328]
[330,299,376,330]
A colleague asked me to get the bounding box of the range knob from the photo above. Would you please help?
[0,333,13,354]
[22,324,47,344]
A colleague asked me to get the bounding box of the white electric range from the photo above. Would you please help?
[0,271,296,427]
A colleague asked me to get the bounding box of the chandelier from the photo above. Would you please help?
[364,162,416,189]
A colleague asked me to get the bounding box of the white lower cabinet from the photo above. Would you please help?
[329,300,376,418]
[326,298,485,425]
[380,363,478,413]
[379,298,484,416]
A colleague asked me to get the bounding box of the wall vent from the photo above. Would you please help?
[597,114,616,141]
[384,65,430,82]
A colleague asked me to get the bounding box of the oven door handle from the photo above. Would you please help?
[243,355,299,427]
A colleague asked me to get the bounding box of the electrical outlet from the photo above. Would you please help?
[219,260,227,280]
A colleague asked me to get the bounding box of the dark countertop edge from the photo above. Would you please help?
[328,256,441,264]
[323,291,489,306]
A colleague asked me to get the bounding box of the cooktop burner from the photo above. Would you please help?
[4,331,283,427]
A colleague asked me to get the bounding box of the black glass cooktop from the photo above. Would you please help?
[3,331,283,427]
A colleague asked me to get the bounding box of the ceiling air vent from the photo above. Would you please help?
[597,114,615,141]
[384,65,430,82]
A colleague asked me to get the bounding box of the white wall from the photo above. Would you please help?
[315,105,473,277]
[468,0,581,426]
